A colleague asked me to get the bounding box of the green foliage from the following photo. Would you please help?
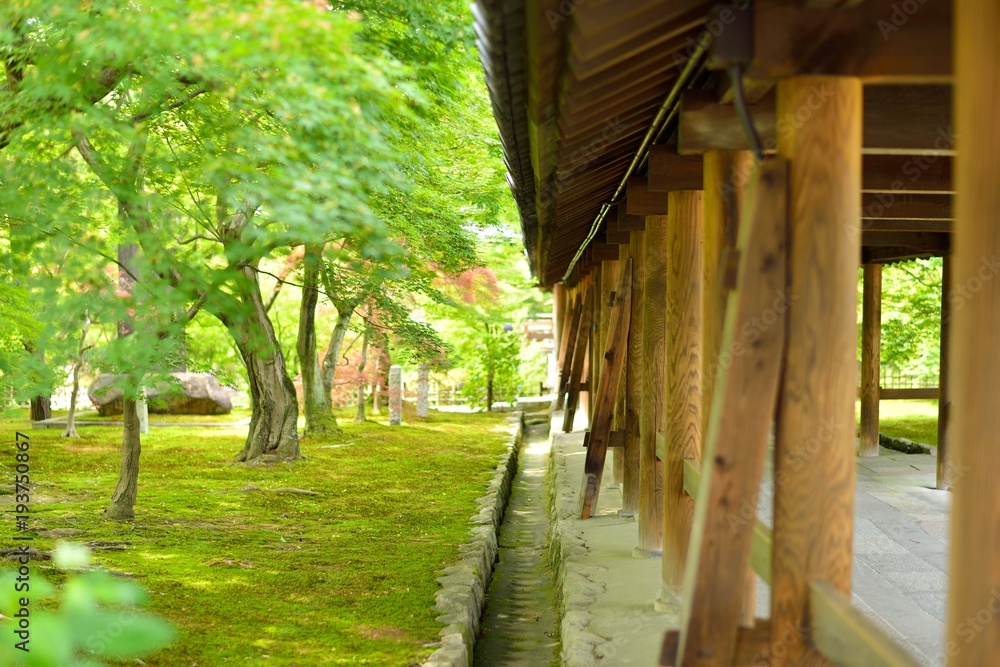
[459,324,521,408]
[858,258,942,382]
[0,543,174,666]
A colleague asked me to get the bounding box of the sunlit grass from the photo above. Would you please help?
[856,399,939,446]
[0,407,511,665]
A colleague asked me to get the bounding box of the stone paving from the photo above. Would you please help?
[548,412,951,666]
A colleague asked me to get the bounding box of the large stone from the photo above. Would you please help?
[88,373,233,416]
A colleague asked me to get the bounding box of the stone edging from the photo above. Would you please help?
[546,436,610,667]
[424,413,523,667]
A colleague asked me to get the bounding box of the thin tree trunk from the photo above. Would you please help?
[229,265,299,463]
[297,244,340,437]
[355,315,371,423]
[487,370,494,413]
[106,398,141,520]
[63,314,92,439]
[321,305,356,402]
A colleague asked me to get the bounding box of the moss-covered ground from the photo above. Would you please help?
[856,399,940,447]
[0,407,511,665]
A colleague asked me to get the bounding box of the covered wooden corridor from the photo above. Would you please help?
[474,0,998,664]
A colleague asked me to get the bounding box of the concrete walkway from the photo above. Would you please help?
[548,412,950,666]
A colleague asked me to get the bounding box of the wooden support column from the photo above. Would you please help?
[622,235,644,515]
[663,190,703,598]
[703,149,757,625]
[563,283,593,433]
[936,256,951,490]
[589,265,603,425]
[771,76,861,665]
[948,2,1000,663]
[860,263,882,457]
[557,292,583,410]
[580,260,633,518]
[600,260,621,487]
[639,216,667,553]
[553,283,567,397]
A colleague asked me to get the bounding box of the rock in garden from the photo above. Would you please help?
[88,372,233,416]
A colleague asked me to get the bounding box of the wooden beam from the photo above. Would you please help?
[648,145,704,192]
[862,154,953,194]
[677,159,789,667]
[678,85,953,155]
[861,219,951,234]
[860,264,882,457]
[936,256,951,490]
[663,190,703,597]
[660,622,773,667]
[702,149,757,626]
[557,292,584,411]
[592,242,621,262]
[862,232,950,253]
[879,387,939,400]
[752,0,952,81]
[623,231,645,515]
[809,582,923,667]
[627,177,669,215]
[861,193,952,220]
[640,215,667,553]
[563,283,593,432]
[580,259,633,519]
[947,2,1000,661]
[771,76,860,664]
[618,204,646,231]
[862,246,943,264]
[681,458,772,586]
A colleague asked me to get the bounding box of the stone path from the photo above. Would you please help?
[474,436,560,667]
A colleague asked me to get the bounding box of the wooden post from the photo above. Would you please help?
[860,263,882,457]
[663,190,703,598]
[557,292,583,410]
[676,158,789,667]
[703,149,757,625]
[623,231,645,516]
[580,259,633,518]
[771,76,861,665]
[564,283,593,432]
[589,265,602,424]
[936,256,951,489]
[640,216,667,553]
[948,2,1000,663]
[600,260,621,487]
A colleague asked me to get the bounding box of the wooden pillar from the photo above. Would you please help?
[615,247,629,490]
[640,216,667,553]
[663,190,703,598]
[860,263,882,457]
[623,231,645,516]
[601,260,621,486]
[948,2,1000,663]
[557,292,583,410]
[589,265,602,424]
[770,76,861,665]
[936,256,951,490]
[703,149,756,624]
[564,282,593,432]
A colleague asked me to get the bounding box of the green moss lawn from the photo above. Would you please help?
[856,399,940,446]
[0,407,511,665]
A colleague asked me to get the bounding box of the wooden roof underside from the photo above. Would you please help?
[475,0,954,286]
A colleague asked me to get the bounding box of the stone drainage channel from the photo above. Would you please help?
[473,434,561,666]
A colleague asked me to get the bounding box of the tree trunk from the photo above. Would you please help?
[486,370,494,413]
[62,361,83,438]
[229,266,299,463]
[106,398,141,521]
[297,244,340,437]
[29,395,50,422]
[355,317,370,424]
[321,306,356,406]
